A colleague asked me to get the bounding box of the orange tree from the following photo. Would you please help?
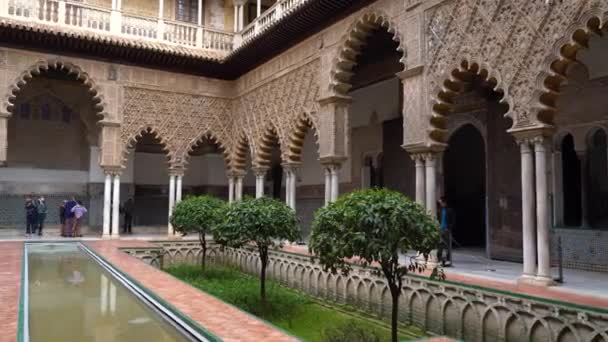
[170,195,226,270]
[309,188,442,342]
[214,197,300,303]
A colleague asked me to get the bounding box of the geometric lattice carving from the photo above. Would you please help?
[121,87,232,169]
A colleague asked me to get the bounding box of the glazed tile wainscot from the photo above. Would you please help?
[121,240,608,342]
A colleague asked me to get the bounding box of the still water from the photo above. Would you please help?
[27,243,190,342]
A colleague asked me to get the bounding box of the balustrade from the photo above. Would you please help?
[121,13,157,39]
[164,20,197,47]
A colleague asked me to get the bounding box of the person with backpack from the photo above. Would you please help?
[36,196,47,236]
[25,197,38,238]
[70,200,88,238]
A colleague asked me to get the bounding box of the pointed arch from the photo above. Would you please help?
[329,10,405,96]
[429,59,511,145]
[254,123,284,168]
[3,58,108,120]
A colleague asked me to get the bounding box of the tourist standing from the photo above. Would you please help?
[71,201,88,238]
[25,197,38,238]
[122,198,134,234]
[64,196,77,237]
[437,196,454,266]
[59,200,67,236]
[36,196,47,236]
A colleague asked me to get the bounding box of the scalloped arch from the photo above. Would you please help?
[286,112,320,163]
[121,126,172,168]
[429,59,512,145]
[229,131,253,173]
[533,11,607,127]
[4,59,108,120]
[181,130,231,170]
[329,10,405,96]
[254,123,285,168]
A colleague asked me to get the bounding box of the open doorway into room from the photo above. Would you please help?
[443,124,486,249]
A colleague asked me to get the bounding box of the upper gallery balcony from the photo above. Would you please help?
[1,0,311,57]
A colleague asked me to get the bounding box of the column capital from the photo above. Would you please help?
[252,166,269,177]
[319,156,346,167]
[103,167,122,177]
[0,111,11,118]
[227,169,246,179]
[234,0,247,6]
[281,162,301,172]
[169,169,185,177]
[317,94,352,106]
[510,126,554,145]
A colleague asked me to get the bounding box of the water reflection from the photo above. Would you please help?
[27,244,189,342]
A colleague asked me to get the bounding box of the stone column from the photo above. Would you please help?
[235,175,244,201]
[552,150,564,227]
[425,153,437,216]
[256,0,261,17]
[175,174,183,204]
[577,151,590,228]
[330,164,340,202]
[238,4,244,31]
[324,167,331,206]
[0,113,8,167]
[228,176,235,203]
[412,154,426,208]
[233,5,238,32]
[157,0,165,38]
[102,172,112,238]
[534,137,554,285]
[253,167,268,198]
[111,173,121,238]
[283,164,299,210]
[168,174,176,235]
[519,140,537,280]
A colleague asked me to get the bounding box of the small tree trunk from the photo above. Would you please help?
[199,231,207,271]
[389,282,400,342]
[259,246,268,304]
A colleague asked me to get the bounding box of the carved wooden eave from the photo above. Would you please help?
[0,0,375,79]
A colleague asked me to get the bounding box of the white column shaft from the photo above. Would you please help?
[521,141,537,278]
[228,178,235,203]
[176,175,183,204]
[111,175,121,238]
[330,166,339,202]
[425,155,437,216]
[168,175,176,235]
[535,140,552,281]
[197,0,203,25]
[235,177,244,201]
[102,174,112,238]
[415,157,426,208]
[158,0,164,18]
[256,0,261,17]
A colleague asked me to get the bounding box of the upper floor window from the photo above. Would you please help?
[175,0,199,24]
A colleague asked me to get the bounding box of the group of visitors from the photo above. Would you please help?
[24,195,87,238]
[58,197,88,237]
[24,196,47,237]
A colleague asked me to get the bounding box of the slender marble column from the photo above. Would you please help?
[233,5,238,31]
[228,177,235,203]
[520,140,537,280]
[0,114,8,167]
[238,5,244,31]
[256,0,261,17]
[425,154,437,216]
[111,174,121,238]
[577,151,590,228]
[102,172,112,238]
[254,167,267,198]
[414,155,426,208]
[330,165,339,202]
[535,138,554,285]
[284,167,297,210]
[175,175,183,204]
[235,176,244,201]
[324,167,331,206]
[168,174,176,235]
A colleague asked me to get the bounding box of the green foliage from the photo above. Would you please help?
[309,188,442,342]
[170,195,226,236]
[322,321,381,342]
[166,264,423,342]
[309,188,442,277]
[214,196,301,248]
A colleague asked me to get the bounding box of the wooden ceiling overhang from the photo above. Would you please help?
[0,0,374,80]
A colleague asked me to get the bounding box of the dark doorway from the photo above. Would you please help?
[561,134,582,227]
[444,124,486,248]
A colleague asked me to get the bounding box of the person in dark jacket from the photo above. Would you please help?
[36,196,47,236]
[437,196,455,266]
[64,196,77,237]
[59,200,67,236]
[121,198,134,234]
[25,198,38,237]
